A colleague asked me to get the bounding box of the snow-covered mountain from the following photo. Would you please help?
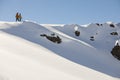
[0,21,120,80]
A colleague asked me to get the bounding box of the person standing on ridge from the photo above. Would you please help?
[18,13,22,21]
[15,12,19,22]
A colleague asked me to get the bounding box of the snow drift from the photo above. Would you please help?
[0,21,120,80]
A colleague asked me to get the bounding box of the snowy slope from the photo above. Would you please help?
[0,21,120,80]
[50,22,120,51]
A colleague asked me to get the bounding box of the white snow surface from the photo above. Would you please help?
[0,21,120,80]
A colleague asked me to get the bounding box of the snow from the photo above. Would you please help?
[0,21,120,80]
[41,24,64,27]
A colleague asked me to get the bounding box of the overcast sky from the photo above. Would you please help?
[0,0,120,24]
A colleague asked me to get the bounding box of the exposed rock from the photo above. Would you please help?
[110,24,115,28]
[90,36,94,41]
[75,31,80,36]
[110,32,118,35]
[111,43,120,60]
[40,34,62,44]
[96,23,102,26]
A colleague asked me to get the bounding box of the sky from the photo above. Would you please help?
[0,0,120,24]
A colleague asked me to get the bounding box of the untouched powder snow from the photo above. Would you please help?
[0,21,120,80]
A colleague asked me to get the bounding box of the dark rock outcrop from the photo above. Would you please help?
[96,23,102,26]
[110,32,118,35]
[111,43,120,60]
[90,36,95,41]
[110,24,115,28]
[75,31,80,36]
[40,34,62,44]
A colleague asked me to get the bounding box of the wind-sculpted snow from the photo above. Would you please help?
[0,21,120,80]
